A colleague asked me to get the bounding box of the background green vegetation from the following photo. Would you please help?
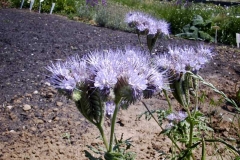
[8,0,240,46]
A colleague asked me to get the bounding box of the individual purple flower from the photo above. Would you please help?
[67,55,90,83]
[166,111,188,122]
[118,48,150,91]
[157,20,170,36]
[85,49,120,90]
[47,55,90,93]
[165,122,174,130]
[47,62,77,91]
[105,101,115,117]
[176,111,188,121]
[166,113,177,121]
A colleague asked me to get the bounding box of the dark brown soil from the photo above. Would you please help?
[0,8,239,160]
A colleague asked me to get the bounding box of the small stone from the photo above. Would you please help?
[36,119,44,124]
[75,122,81,126]
[9,113,17,120]
[46,92,54,98]
[6,105,13,110]
[45,82,51,86]
[9,130,16,133]
[13,99,21,104]
[33,90,39,94]
[25,93,32,98]
[53,108,58,112]
[58,148,64,154]
[53,117,59,121]
[56,102,63,107]
[31,127,37,131]
[23,104,31,111]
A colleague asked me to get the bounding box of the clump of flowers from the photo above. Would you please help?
[125,11,169,36]
[155,44,214,77]
[125,11,170,53]
[47,47,167,159]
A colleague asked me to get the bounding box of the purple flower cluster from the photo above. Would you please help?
[86,48,167,97]
[125,12,170,36]
[47,47,167,101]
[46,57,89,91]
[155,44,214,74]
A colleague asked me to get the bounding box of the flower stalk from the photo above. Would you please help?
[108,99,121,152]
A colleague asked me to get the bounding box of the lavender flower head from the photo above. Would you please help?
[86,50,120,90]
[46,58,89,92]
[125,11,170,36]
[155,44,214,75]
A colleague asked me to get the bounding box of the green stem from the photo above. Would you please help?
[108,101,120,152]
[137,33,144,50]
[201,138,206,160]
[188,121,194,147]
[97,125,109,151]
[193,77,199,116]
[163,89,172,112]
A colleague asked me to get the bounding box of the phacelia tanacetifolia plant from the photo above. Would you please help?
[47,47,167,159]
[142,44,240,159]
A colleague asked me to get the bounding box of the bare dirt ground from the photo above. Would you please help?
[0,8,240,160]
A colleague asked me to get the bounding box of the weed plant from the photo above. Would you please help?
[94,2,131,31]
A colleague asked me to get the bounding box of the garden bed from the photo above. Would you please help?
[0,8,239,159]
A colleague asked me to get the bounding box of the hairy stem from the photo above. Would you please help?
[97,124,109,151]
[163,89,172,112]
[108,100,121,152]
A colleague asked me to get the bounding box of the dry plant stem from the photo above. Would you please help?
[141,100,182,152]
[163,89,172,112]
